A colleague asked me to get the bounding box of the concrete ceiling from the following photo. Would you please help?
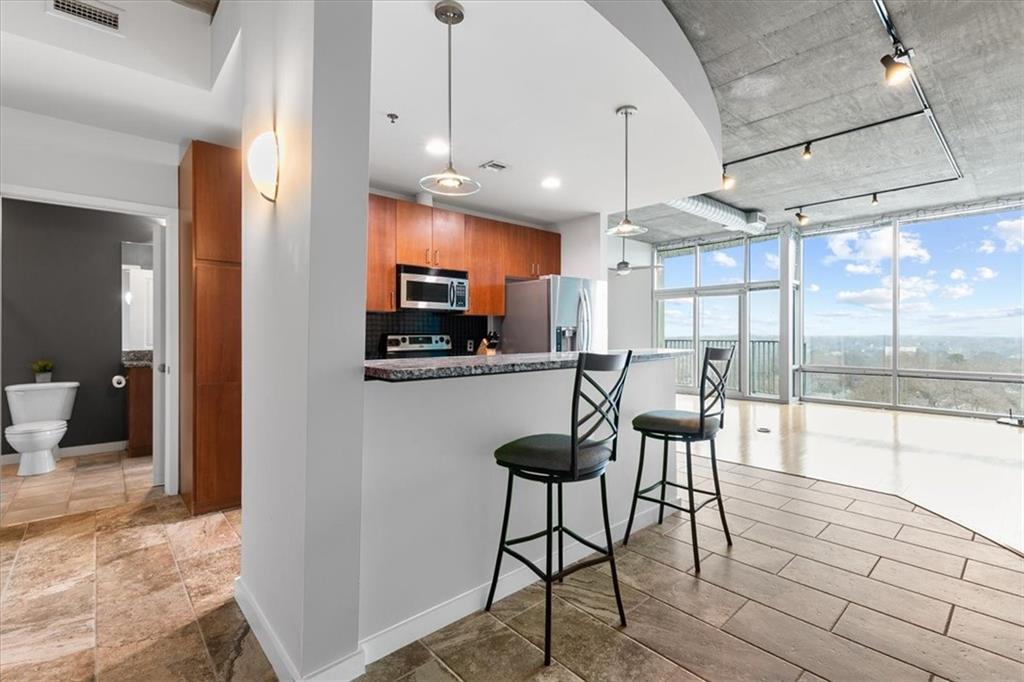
[616,0,1024,245]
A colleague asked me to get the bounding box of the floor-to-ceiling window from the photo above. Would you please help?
[654,233,782,398]
[798,205,1024,416]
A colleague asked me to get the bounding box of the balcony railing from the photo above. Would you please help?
[664,337,779,395]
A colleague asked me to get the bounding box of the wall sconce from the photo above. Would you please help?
[247,131,279,202]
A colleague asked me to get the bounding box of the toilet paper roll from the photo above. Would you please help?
[112,375,127,389]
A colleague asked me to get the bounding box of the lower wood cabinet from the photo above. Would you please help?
[126,366,152,458]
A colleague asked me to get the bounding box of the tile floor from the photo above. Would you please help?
[1,452,155,527]
[359,456,1024,682]
[0,494,274,681]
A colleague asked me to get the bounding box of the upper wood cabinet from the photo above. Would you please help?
[532,229,561,276]
[395,200,434,267]
[466,216,505,316]
[431,208,466,270]
[192,142,241,263]
[501,224,534,279]
[367,195,397,312]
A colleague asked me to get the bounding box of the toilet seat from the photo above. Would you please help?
[5,420,67,436]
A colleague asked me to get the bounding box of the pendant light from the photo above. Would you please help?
[419,1,480,197]
[615,237,632,276]
[606,105,648,237]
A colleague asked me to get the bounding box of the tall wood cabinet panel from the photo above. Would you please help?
[395,200,433,267]
[466,216,505,315]
[179,140,241,516]
[533,229,561,276]
[367,195,397,312]
[431,208,466,269]
[502,224,534,279]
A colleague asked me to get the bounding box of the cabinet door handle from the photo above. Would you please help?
[425,247,431,264]
[434,250,439,265]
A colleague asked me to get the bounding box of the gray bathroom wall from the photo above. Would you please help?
[1,199,157,453]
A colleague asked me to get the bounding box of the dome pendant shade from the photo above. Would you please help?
[615,260,632,276]
[419,1,480,197]
[605,104,648,237]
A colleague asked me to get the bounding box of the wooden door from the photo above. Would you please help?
[396,200,433,267]
[466,216,504,315]
[431,208,466,270]
[192,142,242,263]
[533,229,561,276]
[502,223,534,279]
[366,194,397,311]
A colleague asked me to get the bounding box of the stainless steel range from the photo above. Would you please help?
[381,334,453,359]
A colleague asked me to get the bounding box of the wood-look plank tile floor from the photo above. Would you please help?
[359,460,1024,682]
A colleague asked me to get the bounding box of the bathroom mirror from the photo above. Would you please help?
[121,241,154,350]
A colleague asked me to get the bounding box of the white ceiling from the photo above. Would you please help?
[368,0,720,225]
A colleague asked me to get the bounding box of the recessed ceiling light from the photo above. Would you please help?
[541,177,561,190]
[425,139,449,156]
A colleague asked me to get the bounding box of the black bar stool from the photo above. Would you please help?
[484,351,633,666]
[622,347,734,572]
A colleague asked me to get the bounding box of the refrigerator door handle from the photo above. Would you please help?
[580,288,591,351]
[575,290,584,352]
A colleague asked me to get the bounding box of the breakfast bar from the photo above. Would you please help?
[359,349,682,655]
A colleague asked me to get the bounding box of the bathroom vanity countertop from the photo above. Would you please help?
[364,348,686,382]
[122,349,153,368]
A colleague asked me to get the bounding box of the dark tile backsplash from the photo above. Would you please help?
[366,311,488,359]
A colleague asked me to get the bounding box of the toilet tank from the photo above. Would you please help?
[4,382,79,424]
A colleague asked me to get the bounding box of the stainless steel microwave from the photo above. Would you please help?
[397,265,469,312]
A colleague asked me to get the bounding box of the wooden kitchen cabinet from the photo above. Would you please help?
[126,366,152,458]
[466,216,505,315]
[502,223,534,279]
[367,194,397,311]
[431,208,466,269]
[533,229,561,276]
[395,200,434,267]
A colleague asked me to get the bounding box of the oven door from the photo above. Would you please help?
[399,273,461,311]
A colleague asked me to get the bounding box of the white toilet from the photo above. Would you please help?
[4,382,78,476]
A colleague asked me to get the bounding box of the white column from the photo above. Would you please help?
[556,213,609,351]
[778,225,796,403]
[236,2,372,680]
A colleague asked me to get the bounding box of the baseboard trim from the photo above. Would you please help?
[0,440,128,465]
[358,504,664,665]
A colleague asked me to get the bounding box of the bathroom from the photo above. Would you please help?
[1,198,163,525]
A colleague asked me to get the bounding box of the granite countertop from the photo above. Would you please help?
[365,348,686,382]
[122,349,153,368]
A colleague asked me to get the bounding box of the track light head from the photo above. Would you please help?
[871,192,879,205]
[881,54,912,86]
[801,142,812,160]
[721,170,736,190]
[795,209,809,226]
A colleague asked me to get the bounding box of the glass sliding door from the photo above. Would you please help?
[657,298,695,388]
[699,294,740,391]
[749,288,780,396]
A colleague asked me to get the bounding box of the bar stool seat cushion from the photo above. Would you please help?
[632,410,720,438]
[495,434,613,475]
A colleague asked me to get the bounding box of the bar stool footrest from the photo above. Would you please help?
[635,493,721,515]
[501,524,612,584]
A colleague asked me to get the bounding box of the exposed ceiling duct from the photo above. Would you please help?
[662,195,767,235]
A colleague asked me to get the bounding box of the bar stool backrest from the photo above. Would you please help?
[570,351,633,480]
[699,347,734,434]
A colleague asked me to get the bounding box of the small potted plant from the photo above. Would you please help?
[31,360,54,383]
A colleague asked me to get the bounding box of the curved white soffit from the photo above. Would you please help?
[588,0,722,163]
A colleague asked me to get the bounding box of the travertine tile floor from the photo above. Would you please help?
[359,457,1024,682]
[1,452,155,527]
[0,494,274,680]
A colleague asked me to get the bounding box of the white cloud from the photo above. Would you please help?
[975,266,998,280]
[949,268,966,280]
[845,263,877,275]
[929,306,1023,322]
[942,283,974,299]
[837,287,891,308]
[807,283,820,293]
[765,253,780,271]
[712,251,737,268]
[836,275,937,311]
[825,227,930,268]
[977,239,997,254]
[994,217,1023,252]
[926,269,937,277]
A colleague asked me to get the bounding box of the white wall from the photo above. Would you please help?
[236,1,372,680]
[557,213,609,351]
[0,107,180,209]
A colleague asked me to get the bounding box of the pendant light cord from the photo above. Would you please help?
[447,21,454,169]
[623,109,629,221]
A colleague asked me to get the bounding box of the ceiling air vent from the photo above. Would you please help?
[478,160,508,173]
[49,0,121,32]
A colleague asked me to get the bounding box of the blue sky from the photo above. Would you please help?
[803,208,1024,338]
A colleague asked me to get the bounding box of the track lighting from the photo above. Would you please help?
[795,209,809,226]
[801,142,812,160]
[881,53,912,86]
[721,168,736,190]
[871,193,879,205]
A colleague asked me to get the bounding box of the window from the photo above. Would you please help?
[802,372,892,404]
[801,227,892,368]
[897,210,1023,375]
[657,247,694,289]
[749,289,780,396]
[749,236,781,282]
[699,295,740,391]
[699,240,744,286]
[899,377,1023,414]
[657,298,694,387]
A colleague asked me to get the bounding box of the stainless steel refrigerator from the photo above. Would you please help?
[503,276,597,353]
